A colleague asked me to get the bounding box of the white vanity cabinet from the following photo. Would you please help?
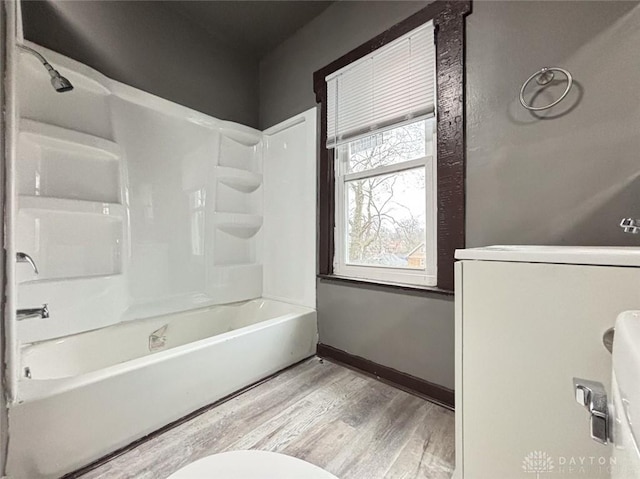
[454,246,640,479]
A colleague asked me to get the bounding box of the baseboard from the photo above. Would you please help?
[316,343,454,410]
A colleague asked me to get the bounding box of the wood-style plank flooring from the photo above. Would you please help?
[80,358,455,479]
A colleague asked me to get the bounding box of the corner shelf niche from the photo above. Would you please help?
[218,129,261,173]
[211,126,263,304]
[213,213,262,239]
[216,166,262,193]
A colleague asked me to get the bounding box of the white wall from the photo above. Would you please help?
[263,109,317,309]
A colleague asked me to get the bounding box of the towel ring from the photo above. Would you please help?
[519,67,573,111]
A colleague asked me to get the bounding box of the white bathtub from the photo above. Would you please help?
[7,299,318,479]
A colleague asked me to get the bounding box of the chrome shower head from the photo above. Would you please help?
[49,69,74,93]
[17,44,74,93]
[51,75,74,93]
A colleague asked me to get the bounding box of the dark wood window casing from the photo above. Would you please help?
[313,1,470,293]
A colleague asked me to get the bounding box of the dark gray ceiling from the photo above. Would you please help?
[166,1,334,59]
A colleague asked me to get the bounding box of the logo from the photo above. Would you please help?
[523,451,555,478]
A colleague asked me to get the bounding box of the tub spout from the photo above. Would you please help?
[17,304,49,321]
[17,252,39,274]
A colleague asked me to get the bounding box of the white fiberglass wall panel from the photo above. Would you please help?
[109,93,264,321]
[110,97,217,318]
[14,42,264,344]
[262,108,317,309]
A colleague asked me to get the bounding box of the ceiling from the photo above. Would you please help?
[166,1,334,59]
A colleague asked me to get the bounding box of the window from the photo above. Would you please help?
[314,1,469,292]
[335,118,437,286]
[327,22,437,287]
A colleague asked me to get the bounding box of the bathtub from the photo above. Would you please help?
[7,299,318,479]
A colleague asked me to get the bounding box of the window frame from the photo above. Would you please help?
[314,0,470,293]
[333,117,438,287]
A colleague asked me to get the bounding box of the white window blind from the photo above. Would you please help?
[326,22,435,148]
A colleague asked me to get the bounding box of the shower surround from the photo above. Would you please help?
[5,41,317,478]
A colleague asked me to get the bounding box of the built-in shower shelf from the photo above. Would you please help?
[16,202,123,283]
[218,128,261,173]
[213,213,263,238]
[20,119,120,157]
[18,119,122,203]
[216,166,262,193]
[18,196,125,217]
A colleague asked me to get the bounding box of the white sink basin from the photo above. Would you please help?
[455,245,640,266]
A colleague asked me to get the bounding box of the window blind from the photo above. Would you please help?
[326,22,435,148]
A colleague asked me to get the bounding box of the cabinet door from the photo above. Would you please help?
[460,261,640,479]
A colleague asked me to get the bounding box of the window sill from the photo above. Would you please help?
[317,274,454,296]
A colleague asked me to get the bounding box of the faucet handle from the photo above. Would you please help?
[17,252,39,274]
[620,218,640,234]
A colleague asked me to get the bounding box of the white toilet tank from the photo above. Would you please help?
[611,311,640,478]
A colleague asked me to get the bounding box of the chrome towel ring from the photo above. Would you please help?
[519,67,573,111]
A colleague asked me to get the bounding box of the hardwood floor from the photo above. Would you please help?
[79,358,455,479]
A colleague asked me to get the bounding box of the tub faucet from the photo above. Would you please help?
[17,304,49,321]
[17,252,39,274]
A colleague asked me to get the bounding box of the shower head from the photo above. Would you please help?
[49,71,74,93]
[17,44,74,93]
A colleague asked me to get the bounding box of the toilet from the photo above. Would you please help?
[610,311,640,478]
[167,450,339,479]
[575,310,640,478]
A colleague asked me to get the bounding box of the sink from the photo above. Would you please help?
[455,245,640,266]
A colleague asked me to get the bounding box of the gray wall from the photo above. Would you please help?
[259,1,427,129]
[466,1,640,248]
[260,0,640,390]
[317,281,455,389]
[21,0,259,127]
